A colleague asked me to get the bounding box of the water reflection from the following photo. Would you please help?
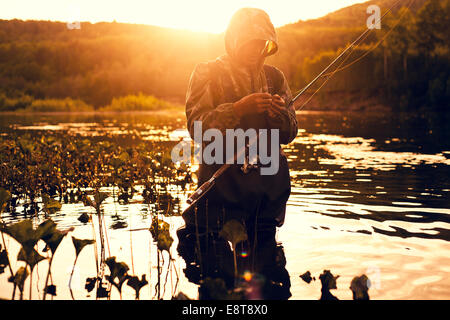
[176,225,291,300]
[1,110,450,299]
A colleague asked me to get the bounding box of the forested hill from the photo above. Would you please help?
[0,0,448,112]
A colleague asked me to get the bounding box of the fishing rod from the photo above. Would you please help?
[183,0,407,214]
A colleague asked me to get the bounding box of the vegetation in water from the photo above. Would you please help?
[0,127,191,299]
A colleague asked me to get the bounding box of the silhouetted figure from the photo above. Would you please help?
[183,7,298,234]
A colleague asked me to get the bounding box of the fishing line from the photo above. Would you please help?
[319,0,415,78]
[291,0,411,110]
[296,42,358,110]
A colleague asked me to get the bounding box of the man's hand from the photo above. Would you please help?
[233,93,272,117]
[267,94,286,119]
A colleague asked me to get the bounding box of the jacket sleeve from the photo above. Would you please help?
[266,68,298,145]
[185,62,240,139]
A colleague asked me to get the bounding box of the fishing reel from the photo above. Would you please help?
[240,143,259,174]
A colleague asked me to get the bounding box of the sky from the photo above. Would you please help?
[0,0,371,33]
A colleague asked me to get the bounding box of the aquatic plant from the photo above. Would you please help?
[0,218,57,299]
[150,218,174,253]
[0,129,193,300]
[350,274,370,300]
[70,236,95,298]
[0,244,8,274]
[127,275,148,300]
[41,194,62,216]
[8,267,28,300]
[0,189,13,278]
[39,219,73,299]
[105,256,130,299]
[219,219,248,278]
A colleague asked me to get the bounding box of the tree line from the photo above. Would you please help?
[0,0,447,112]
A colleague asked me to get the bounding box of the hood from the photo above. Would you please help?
[225,8,278,61]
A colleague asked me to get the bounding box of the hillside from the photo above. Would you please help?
[0,0,448,112]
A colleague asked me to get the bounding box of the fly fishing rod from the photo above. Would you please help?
[183,0,407,214]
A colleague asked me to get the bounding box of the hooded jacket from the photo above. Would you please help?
[184,8,298,230]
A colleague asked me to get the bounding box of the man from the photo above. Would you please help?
[183,8,298,236]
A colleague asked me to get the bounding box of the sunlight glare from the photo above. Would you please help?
[0,0,370,33]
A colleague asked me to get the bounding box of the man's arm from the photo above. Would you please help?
[266,68,298,145]
[185,62,240,139]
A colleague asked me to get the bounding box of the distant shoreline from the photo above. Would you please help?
[0,109,186,115]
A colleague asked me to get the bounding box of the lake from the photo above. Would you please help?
[0,110,449,300]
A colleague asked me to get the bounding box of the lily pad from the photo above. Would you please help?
[17,247,46,270]
[9,266,29,293]
[150,219,173,252]
[319,270,340,300]
[85,277,97,293]
[78,212,90,223]
[127,275,148,299]
[41,194,62,215]
[149,219,170,239]
[105,256,130,293]
[85,190,109,212]
[44,284,57,296]
[219,219,248,248]
[39,219,70,254]
[0,219,53,253]
[300,271,315,284]
[350,274,370,300]
[72,236,95,257]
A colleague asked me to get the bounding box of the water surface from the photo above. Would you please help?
[0,110,449,300]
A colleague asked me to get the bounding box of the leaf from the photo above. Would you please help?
[41,194,62,215]
[127,275,148,299]
[17,247,46,270]
[72,236,95,257]
[149,219,173,252]
[105,256,129,280]
[111,220,127,230]
[319,270,340,300]
[156,232,173,252]
[350,274,370,300]
[94,191,109,208]
[105,256,130,293]
[78,212,90,223]
[219,220,248,248]
[300,271,315,284]
[149,218,170,239]
[0,219,49,252]
[96,280,110,298]
[9,266,29,292]
[85,190,109,212]
[319,270,339,290]
[0,248,9,274]
[38,219,69,254]
[0,188,11,214]
[44,284,57,296]
[85,277,97,293]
